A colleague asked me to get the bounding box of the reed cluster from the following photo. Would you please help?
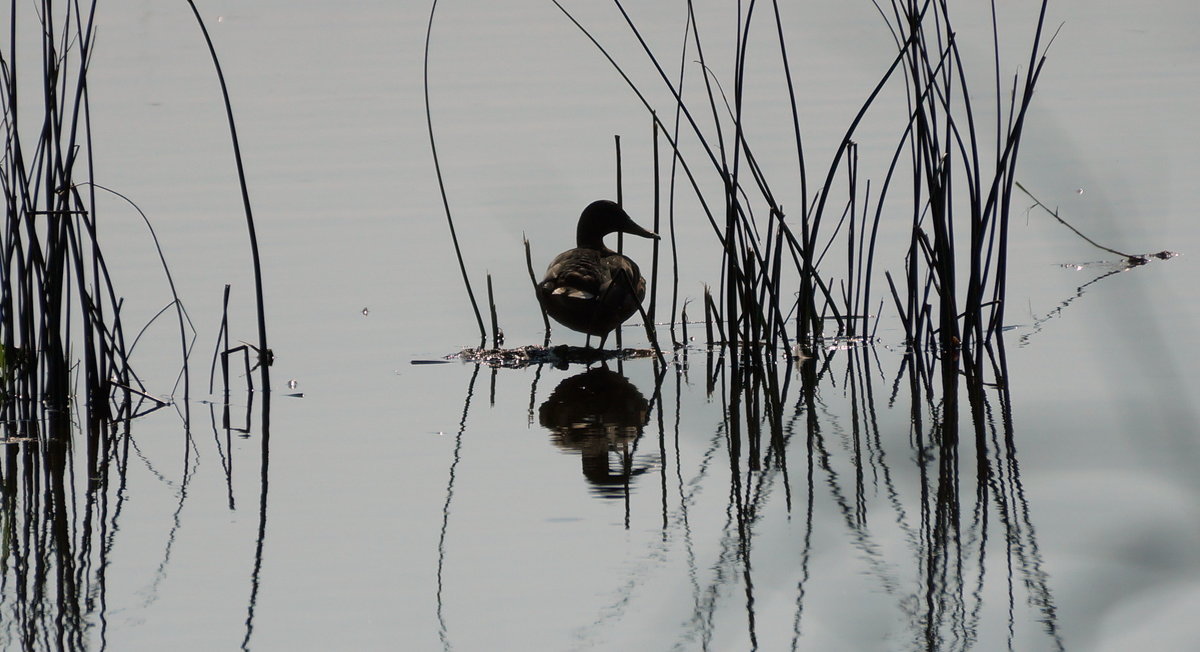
[553,0,1053,366]
[0,1,134,429]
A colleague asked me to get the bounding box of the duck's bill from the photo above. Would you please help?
[622,219,660,240]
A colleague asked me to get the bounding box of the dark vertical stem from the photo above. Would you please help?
[486,272,499,349]
[649,113,661,325]
[523,237,551,346]
[703,286,715,347]
[771,0,808,224]
[667,11,690,348]
[614,134,624,349]
[221,284,231,395]
[680,301,689,349]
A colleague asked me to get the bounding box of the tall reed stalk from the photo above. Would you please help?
[186,0,272,390]
[425,0,486,348]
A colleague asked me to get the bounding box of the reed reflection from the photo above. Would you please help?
[0,386,270,651]
[442,334,1071,647]
[669,335,1065,650]
[538,367,654,499]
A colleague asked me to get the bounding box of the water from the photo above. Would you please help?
[3,1,1199,650]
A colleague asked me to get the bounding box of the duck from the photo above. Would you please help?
[537,200,659,347]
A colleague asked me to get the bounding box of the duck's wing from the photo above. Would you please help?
[599,255,646,304]
[540,248,606,300]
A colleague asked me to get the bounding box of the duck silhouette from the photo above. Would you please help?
[537,200,658,347]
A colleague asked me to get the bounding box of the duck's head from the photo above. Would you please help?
[576,200,659,249]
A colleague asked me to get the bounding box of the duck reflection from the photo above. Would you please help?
[538,367,651,498]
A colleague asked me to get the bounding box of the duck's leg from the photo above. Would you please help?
[597,332,609,350]
[586,334,593,348]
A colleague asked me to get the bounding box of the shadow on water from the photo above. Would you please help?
[435,330,1065,650]
[1018,256,1177,348]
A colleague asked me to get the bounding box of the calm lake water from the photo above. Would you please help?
[4,1,1199,650]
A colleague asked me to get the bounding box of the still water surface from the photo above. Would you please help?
[4,1,1200,650]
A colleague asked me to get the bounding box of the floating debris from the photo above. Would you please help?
[453,344,657,369]
[1062,250,1179,272]
[822,336,878,353]
[1018,183,1181,269]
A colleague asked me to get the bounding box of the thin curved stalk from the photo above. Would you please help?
[184,0,270,391]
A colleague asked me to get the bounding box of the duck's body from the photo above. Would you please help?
[537,200,658,345]
[539,247,647,337]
